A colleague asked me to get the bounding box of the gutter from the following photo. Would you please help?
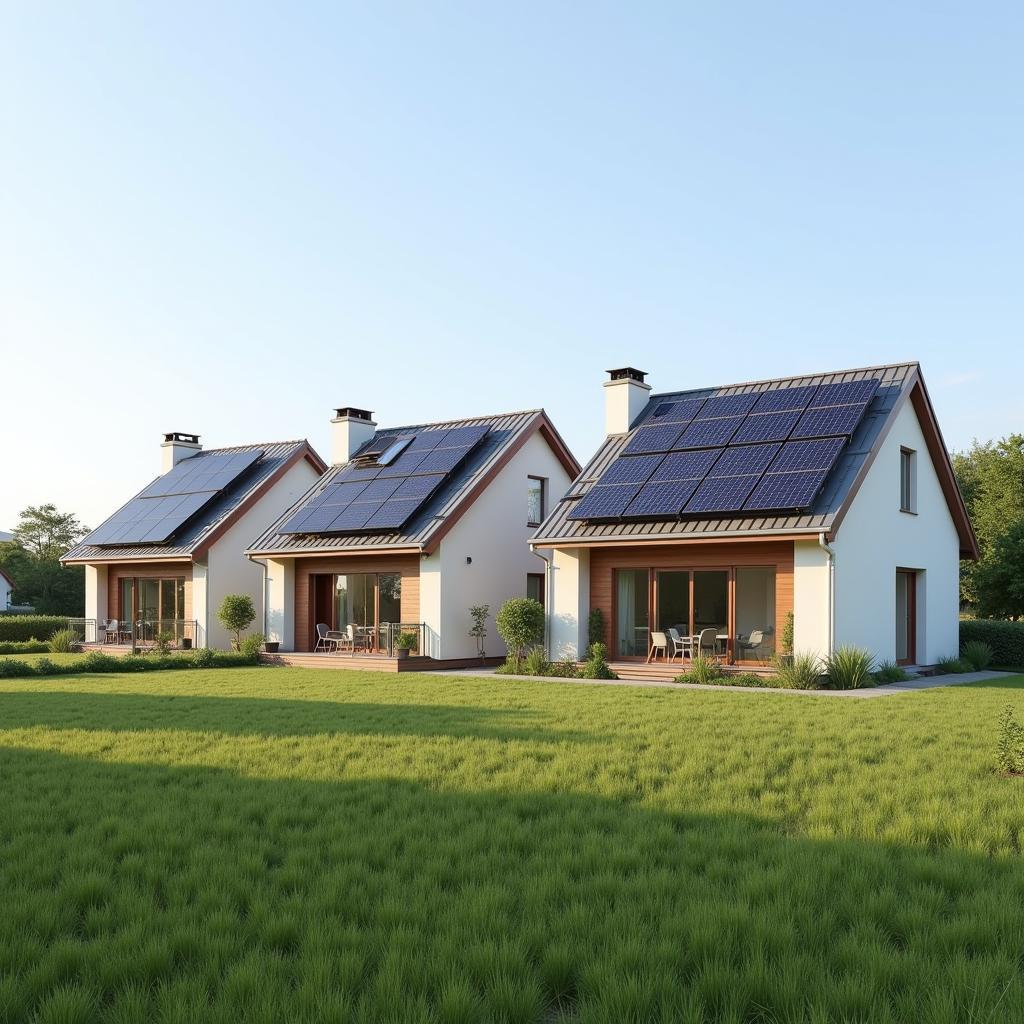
[818,532,835,656]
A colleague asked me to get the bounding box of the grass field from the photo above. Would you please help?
[1,666,1023,1023]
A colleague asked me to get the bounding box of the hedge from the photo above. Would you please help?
[960,619,1024,669]
[0,616,69,643]
[0,640,49,655]
[0,649,269,678]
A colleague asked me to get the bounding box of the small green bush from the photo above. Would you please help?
[547,657,580,678]
[781,611,794,656]
[580,642,617,680]
[775,652,823,690]
[875,660,911,683]
[588,608,605,649]
[395,631,418,651]
[675,656,724,685]
[996,705,1024,774]
[0,647,264,679]
[0,616,69,643]
[191,647,215,668]
[495,657,522,675]
[153,631,175,654]
[960,619,1024,668]
[47,628,78,654]
[495,599,545,662]
[240,634,266,661]
[0,639,48,654]
[523,646,551,676]
[0,658,36,678]
[934,655,967,675]
[824,646,876,689]
[217,594,257,651]
[961,640,994,672]
[728,672,769,687]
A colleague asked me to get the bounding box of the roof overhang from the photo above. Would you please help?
[531,529,826,550]
[61,555,193,566]
[246,546,425,560]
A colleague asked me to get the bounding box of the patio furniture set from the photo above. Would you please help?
[647,627,766,664]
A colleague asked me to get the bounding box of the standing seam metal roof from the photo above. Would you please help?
[532,362,918,545]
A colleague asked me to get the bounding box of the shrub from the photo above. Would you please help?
[153,631,175,655]
[0,658,36,678]
[217,594,257,651]
[0,616,69,643]
[580,642,616,680]
[824,646,876,689]
[775,652,823,689]
[523,646,551,676]
[729,672,769,687]
[960,619,1024,668]
[588,608,605,649]
[961,640,994,672]
[468,605,489,658]
[547,657,580,678]
[781,611,794,656]
[495,657,522,675]
[34,657,59,676]
[875,659,911,683]
[495,598,545,663]
[191,647,215,668]
[395,631,418,652]
[996,705,1024,774]
[0,639,48,654]
[240,634,266,661]
[675,655,724,685]
[934,655,967,674]
[48,628,79,653]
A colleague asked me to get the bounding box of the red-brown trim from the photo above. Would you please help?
[63,555,193,566]
[537,532,823,550]
[254,546,424,560]
[827,369,979,559]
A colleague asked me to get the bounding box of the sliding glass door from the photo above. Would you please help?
[734,567,776,662]
[328,572,405,652]
[117,576,187,642]
[615,569,649,658]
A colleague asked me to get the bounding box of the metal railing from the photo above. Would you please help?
[68,618,199,649]
[379,622,425,657]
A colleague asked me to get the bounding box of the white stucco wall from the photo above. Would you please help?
[205,457,322,648]
[547,546,591,660]
[434,431,574,660]
[793,540,831,658]
[0,574,13,611]
[830,398,961,664]
[264,558,295,649]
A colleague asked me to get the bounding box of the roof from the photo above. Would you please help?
[0,566,13,588]
[63,440,326,564]
[247,409,579,558]
[532,362,978,559]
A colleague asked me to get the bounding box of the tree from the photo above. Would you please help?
[13,504,88,560]
[953,435,1024,610]
[974,520,1024,620]
[217,594,256,650]
[495,598,545,664]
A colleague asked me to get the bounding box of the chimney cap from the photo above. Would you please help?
[163,431,201,444]
[333,407,375,421]
[606,367,647,383]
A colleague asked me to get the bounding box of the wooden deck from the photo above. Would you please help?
[259,652,503,673]
[609,660,777,684]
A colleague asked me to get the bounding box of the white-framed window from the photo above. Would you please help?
[527,476,546,526]
[900,448,916,513]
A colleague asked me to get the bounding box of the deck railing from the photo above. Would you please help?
[68,618,199,649]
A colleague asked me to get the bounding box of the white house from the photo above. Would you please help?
[0,567,13,611]
[62,433,326,649]
[246,407,579,666]
[531,363,977,669]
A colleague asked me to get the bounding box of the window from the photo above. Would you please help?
[527,573,545,607]
[527,476,546,526]
[900,448,916,513]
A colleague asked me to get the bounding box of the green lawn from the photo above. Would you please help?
[1,667,1023,1023]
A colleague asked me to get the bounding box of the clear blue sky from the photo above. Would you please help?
[1,2,1021,532]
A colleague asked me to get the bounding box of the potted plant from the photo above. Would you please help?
[264,639,280,654]
[394,631,418,659]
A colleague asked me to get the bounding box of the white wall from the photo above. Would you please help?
[548,546,591,660]
[830,398,961,664]
[83,564,108,643]
[0,575,13,611]
[793,540,831,658]
[205,457,322,649]
[264,558,295,649]
[435,430,574,660]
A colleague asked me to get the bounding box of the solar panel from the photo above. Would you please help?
[364,499,424,529]
[694,393,760,419]
[674,416,744,449]
[648,397,707,423]
[683,474,760,513]
[140,449,264,499]
[335,464,382,482]
[623,479,701,517]
[439,425,490,447]
[709,443,782,477]
[749,385,819,414]
[324,503,382,531]
[791,405,868,439]
[623,423,685,455]
[731,410,802,444]
[567,483,640,520]
[769,438,845,473]
[376,450,428,477]
[596,454,662,486]
[810,379,879,408]
[392,474,446,498]
[744,469,830,511]
[354,478,403,503]
[650,449,722,481]
[406,430,448,452]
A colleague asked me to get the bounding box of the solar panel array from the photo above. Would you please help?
[569,379,880,521]
[84,449,265,546]
[279,425,490,535]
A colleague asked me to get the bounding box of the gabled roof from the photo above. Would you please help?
[62,440,326,564]
[247,409,579,558]
[0,566,13,588]
[532,362,978,559]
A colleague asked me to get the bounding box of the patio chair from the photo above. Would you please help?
[667,627,692,662]
[332,624,355,653]
[104,619,119,644]
[737,629,765,659]
[119,621,134,644]
[647,630,668,663]
[314,623,338,653]
[696,627,719,660]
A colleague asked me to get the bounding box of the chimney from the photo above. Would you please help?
[603,367,650,435]
[331,407,377,465]
[161,431,202,473]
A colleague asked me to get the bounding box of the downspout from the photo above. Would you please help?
[534,547,553,659]
[818,532,835,657]
[246,554,270,637]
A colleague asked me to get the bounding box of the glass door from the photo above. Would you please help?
[693,571,729,658]
[655,571,690,644]
[734,567,776,662]
[615,569,649,658]
[896,571,916,664]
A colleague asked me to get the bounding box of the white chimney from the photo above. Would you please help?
[603,367,651,435]
[331,407,377,465]
[161,431,202,474]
